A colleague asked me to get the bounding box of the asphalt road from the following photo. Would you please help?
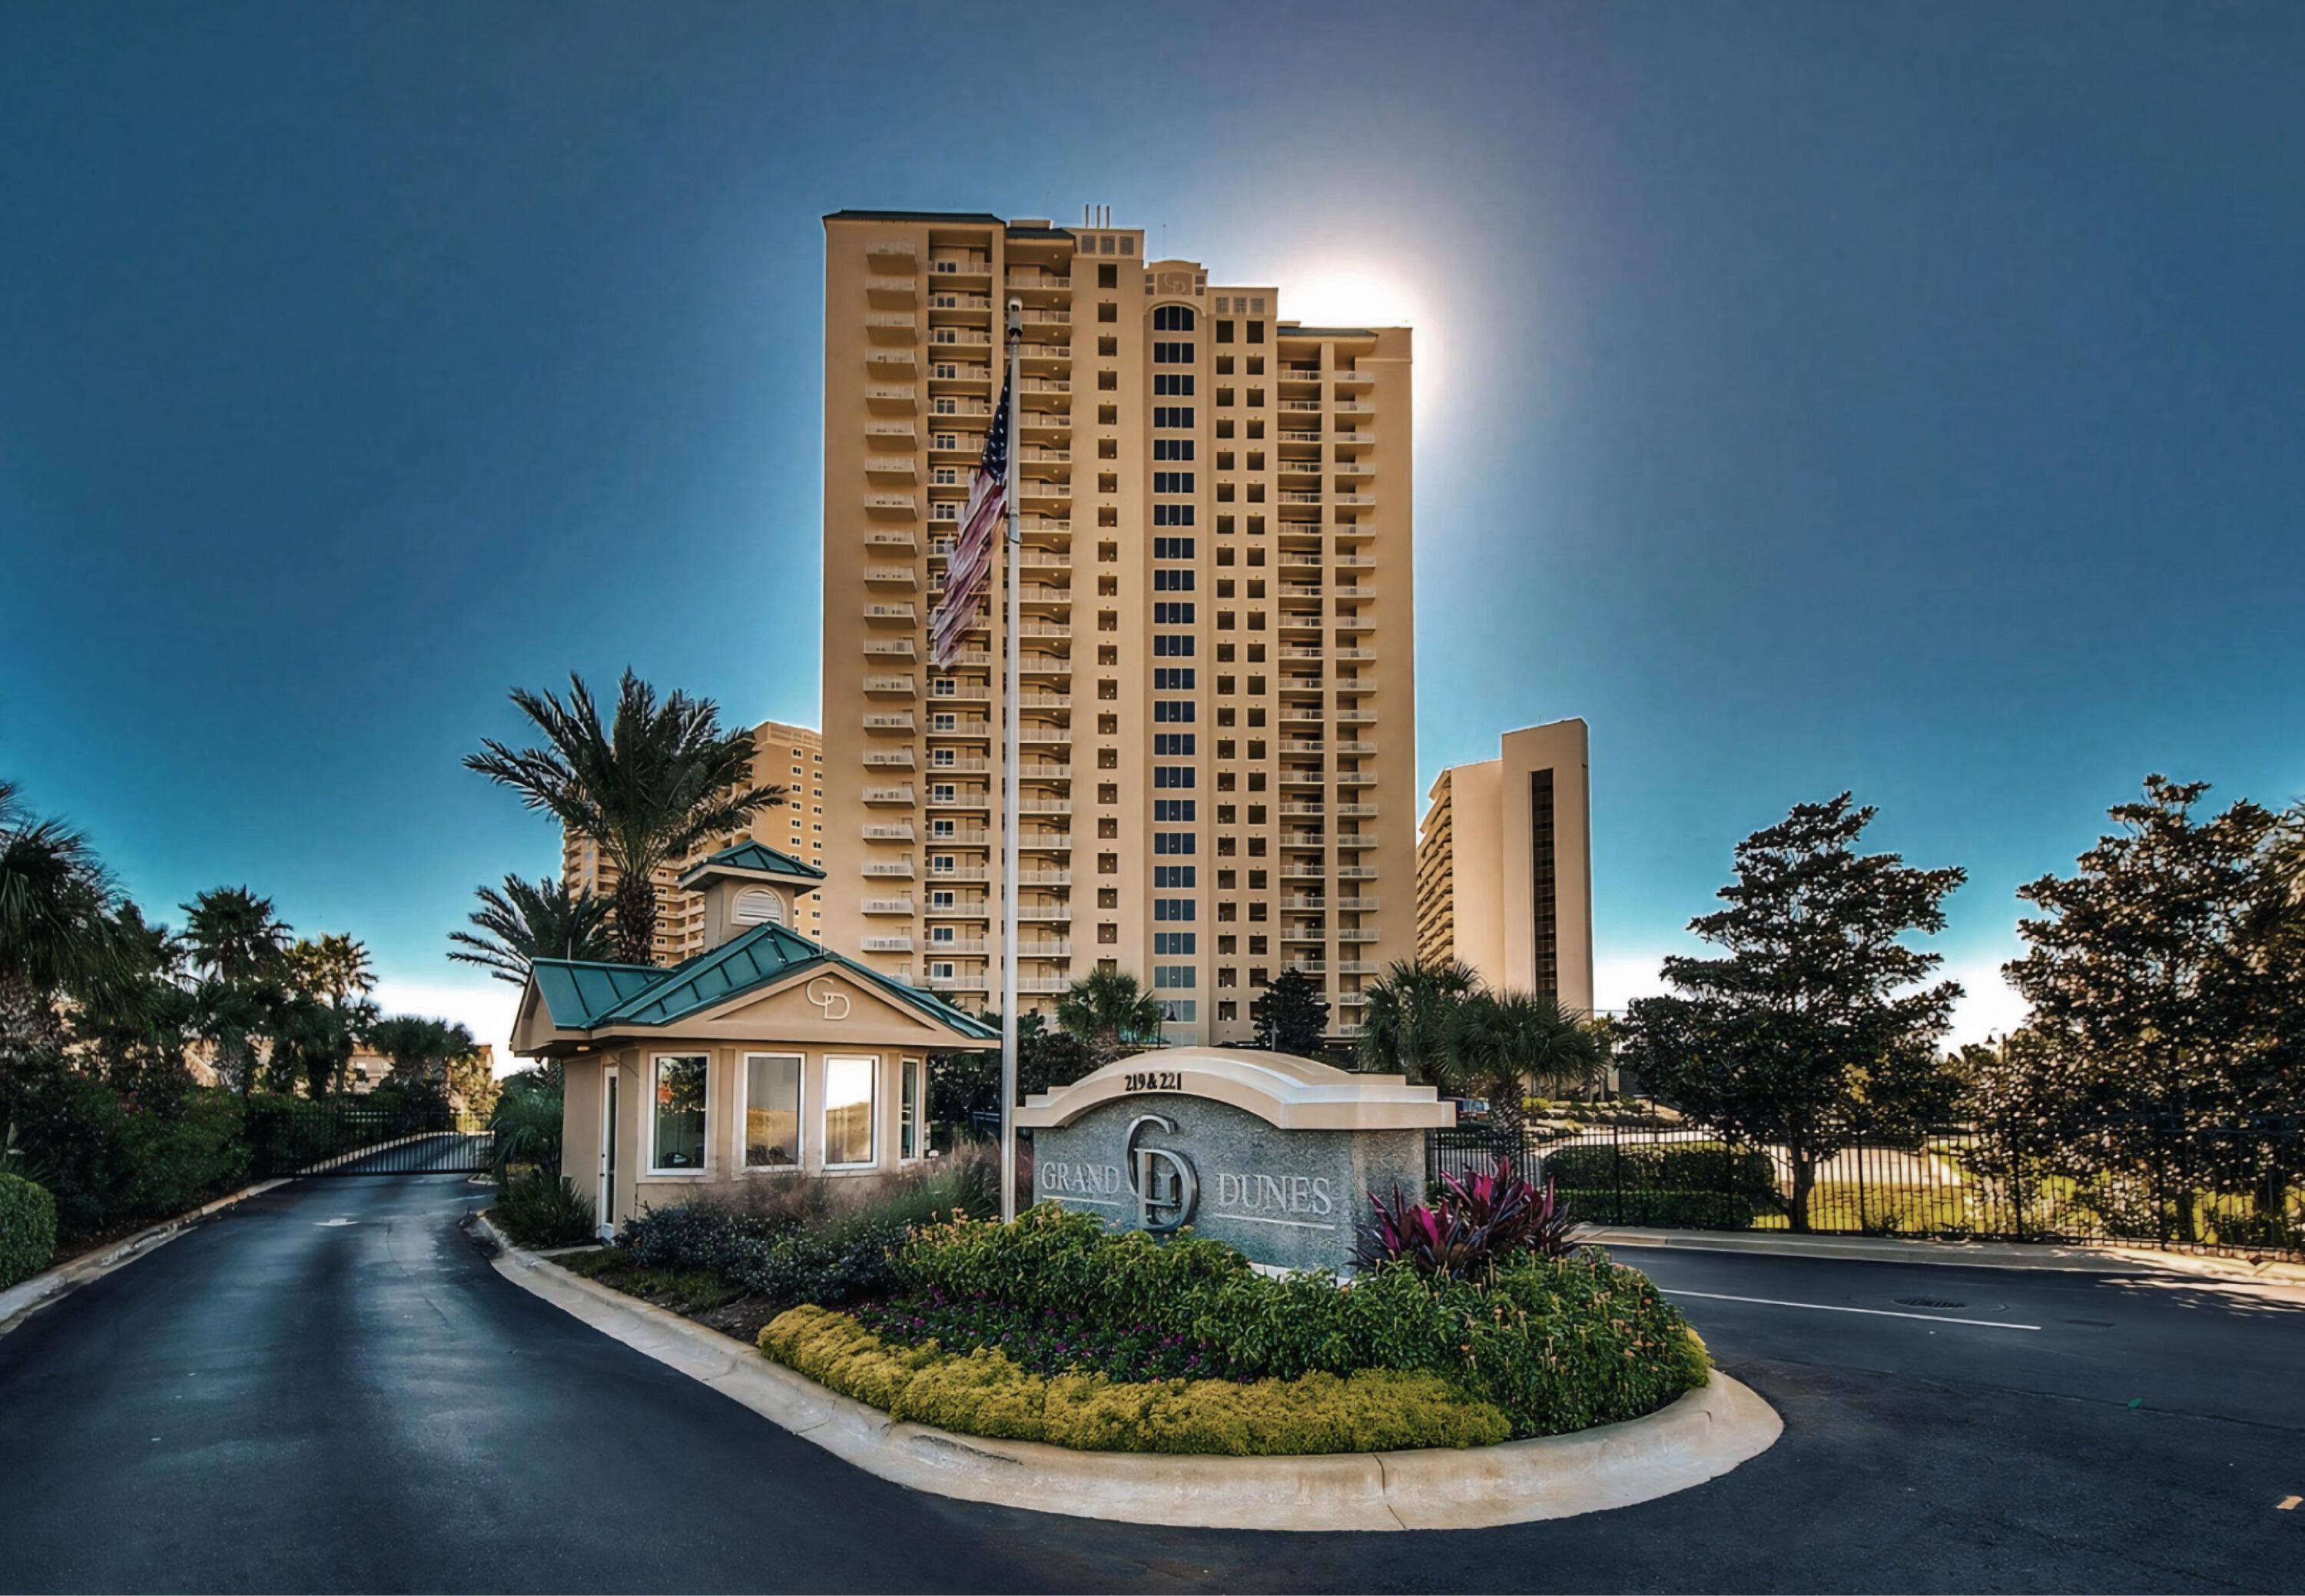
[2,1176,2300,1594]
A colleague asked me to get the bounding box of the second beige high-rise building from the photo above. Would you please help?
[819,209,1416,1046]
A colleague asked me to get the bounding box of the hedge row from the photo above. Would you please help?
[1541,1142,1779,1201]
[891,1209,1710,1438]
[760,1304,1512,1455]
[1556,1189,1762,1230]
[0,1173,58,1289]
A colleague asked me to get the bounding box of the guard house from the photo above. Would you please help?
[512,841,997,1236]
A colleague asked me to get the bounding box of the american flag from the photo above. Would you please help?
[930,380,1010,668]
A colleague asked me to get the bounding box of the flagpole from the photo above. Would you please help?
[999,297,1024,1225]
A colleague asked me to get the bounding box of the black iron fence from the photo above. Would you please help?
[246,1097,494,1180]
[1428,1112,2305,1259]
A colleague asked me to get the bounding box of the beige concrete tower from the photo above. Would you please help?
[819,209,1417,1045]
[563,719,825,964]
[1415,718,1594,1015]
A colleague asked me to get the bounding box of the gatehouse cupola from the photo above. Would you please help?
[678,841,827,951]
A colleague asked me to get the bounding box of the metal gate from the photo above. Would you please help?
[247,1099,495,1180]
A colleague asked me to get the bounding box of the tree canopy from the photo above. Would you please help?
[1251,966,1331,1057]
[448,874,615,984]
[1617,794,1965,1231]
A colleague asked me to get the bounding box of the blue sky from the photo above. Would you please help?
[4,2,2301,1057]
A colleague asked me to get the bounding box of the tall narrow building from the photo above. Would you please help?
[1415,718,1595,1016]
[564,719,826,964]
[819,209,1416,1045]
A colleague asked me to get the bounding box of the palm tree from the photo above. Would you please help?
[1439,989,1605,1146]
[1355,957,1481,1083]
[464,672,785,966]
[1054,969,1166,1067]
[367,1014,477,1093]
[0,779,130,1042]
[448,875,615,984]
[181,887,291,984]
[288,934,374,1012]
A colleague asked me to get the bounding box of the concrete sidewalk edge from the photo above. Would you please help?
[474,1213,1783,1531]
[0,1176,294,1338]
[1581,1226,2305,1286]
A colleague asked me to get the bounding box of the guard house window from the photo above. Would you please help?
[1152,440,1195,461]
[1153,306,1196,332]
[1152,374,1194,396]
[900,1058,923,1161]
[823,1056,877,1170]
[741,1053,802,1169]
[650,1055,708,1173]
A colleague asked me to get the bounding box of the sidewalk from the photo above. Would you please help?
[1581,1225,2305,1288]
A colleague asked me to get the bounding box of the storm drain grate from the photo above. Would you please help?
[1893,1296,1968,1309]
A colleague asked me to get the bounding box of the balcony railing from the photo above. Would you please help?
[860,898,916,915]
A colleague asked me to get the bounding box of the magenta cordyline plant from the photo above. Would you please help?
[1352,1156,1576,1279]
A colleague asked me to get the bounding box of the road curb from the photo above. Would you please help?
[476,1215,1783,1531]
[1584,1226,2305,1285]
[0,1176,294,1339]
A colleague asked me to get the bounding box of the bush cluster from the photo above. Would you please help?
[1557,1189,1760,1230]
[1543,1142,1779,1202]
[493,1170,596,1249]
[855,1289,1238,1382]
[892,1208,1708,1438]
[1,1077,249,1243]
[761,1304,1512,1455]
[612,1148,1002,1314]
[0,1171,58,1289]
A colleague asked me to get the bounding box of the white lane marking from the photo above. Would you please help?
[1663,1287,2041,1330]
[315,1219,358,1227]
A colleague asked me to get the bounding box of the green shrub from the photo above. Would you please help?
[1541,1141,1777,1202]
[0,1077,249,1243]
[1555,1188,1760,1230]
[0,1172,58,1288]
[759,1305,1513,1455]
[493,1170,597,1249]
[893,1208,1707,1438]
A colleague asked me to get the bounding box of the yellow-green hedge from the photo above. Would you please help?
[761,1305,1513,1455]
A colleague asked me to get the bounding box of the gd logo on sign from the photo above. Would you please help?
[1124,1113,1199,1233]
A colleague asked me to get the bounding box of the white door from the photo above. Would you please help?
[599,1067,620,1242]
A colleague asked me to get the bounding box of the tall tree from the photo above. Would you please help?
[366,1015,477,1094]
[1251,967,1331,1057]
[1438,989,1604,1144]
[447,875,615,984]
[1355,958,1481,1083]
[0,778,131,1052]
[464,672,785,965]
[288,934,374,1014]
[1617,795,1965,1231]
[1054,970,1165,1067]
[181,888,291,985]
[1999,777,2297,1241]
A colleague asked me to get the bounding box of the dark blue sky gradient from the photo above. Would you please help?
[4,2,2301,1046]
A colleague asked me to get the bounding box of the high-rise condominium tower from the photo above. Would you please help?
[819,209,1415,1046]
[564,719,826,964]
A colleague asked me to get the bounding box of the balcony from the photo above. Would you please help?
[1017,798,1071,816]
[1336,961,1380,976]
[1017,868,1072,886]
[1015,904,1071,921]
[866,241,917,270]
[1016,976,1073,995]
[924,901,988,918]
[1019,304,1071,325]
[1336,897,1381,912]
[925,828,992,845]
[1279,803,1325,818]
[1332,584,1375,600]
[865,530,917,554]
[860,861,914,878]
[865,494,917,519]
[861,785,916,805]
[861,748,914,768]
[1338,929,1380,944]
[1005,270,1070,291]
[927,291,992,313]
[866,386,917,413]
[1335,772,1376,789]
[1336,802,1380,818]
[863,602,917,625]
[928,254,990,280]
[867,314,917,344]
[861,936,914,954]
[1282,927,1327,944]
[861,712,914,734]
[1337,864,1379,880]
[924,866,990,882]
[1017,833,1073,851]
[1019,941,1073,961]
[860,898,916,915]
[862,566,917,587]
[862,823,916,843]
[866,274,917,305]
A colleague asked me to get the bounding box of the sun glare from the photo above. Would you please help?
[1282,264,1420,330]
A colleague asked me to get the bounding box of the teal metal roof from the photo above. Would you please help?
[530,926,997,1041]
[528,959,665,1030]
[690,840,827,881]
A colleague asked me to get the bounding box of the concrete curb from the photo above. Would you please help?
[1582,1226,2305,1286]
[0,1177,294,1339]
[476,1216,1782,1531]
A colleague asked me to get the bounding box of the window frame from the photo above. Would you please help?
[646,1052,711,1177]
[737,1051,805,1173]
[821,1055,881,1172]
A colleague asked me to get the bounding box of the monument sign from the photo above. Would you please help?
[1016,1047,1456,1272]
